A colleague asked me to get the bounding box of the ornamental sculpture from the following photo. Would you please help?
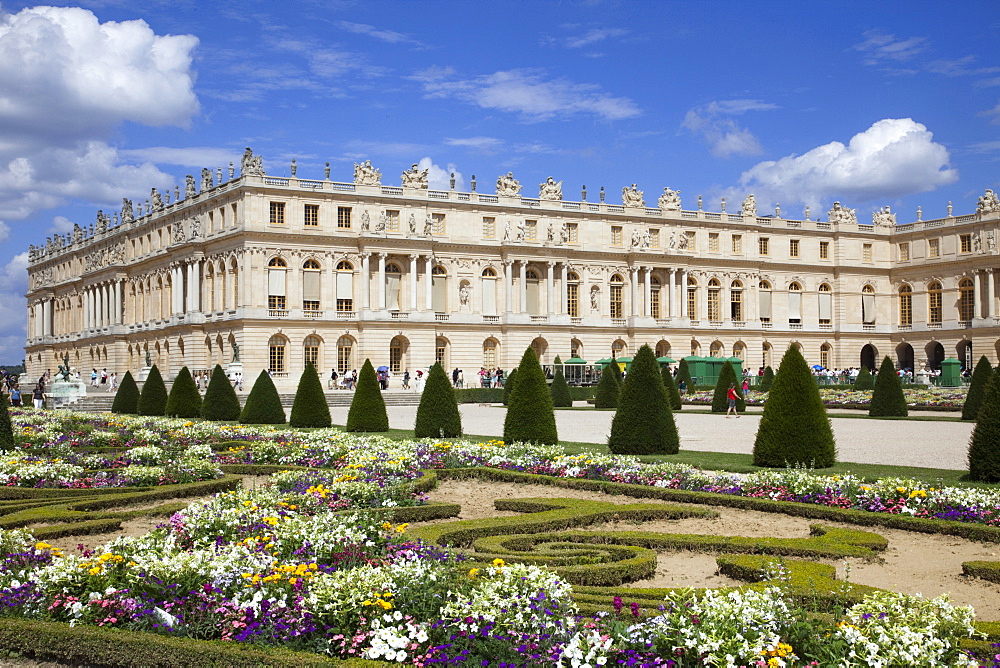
[121,198,134,223]
[978,189,1000,216]
[173,220,186,243]
[240,147,265,177]
[401,163,429,189]
[353,160,381,186]
[185,174,196,199]
[95,210,109,235]
[741,194,757,217]
[621,184,644,208]
[496,172,522,197]
[872,205,896,227]
[657,187,681,211]
[827,201,858,225]
[189,216,202,239]
[201,168,214,192]
[538,176,563,201]
[72,223,83,245]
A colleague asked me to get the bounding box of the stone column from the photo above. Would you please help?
[192,260,202,312]
[81,292,89,330]
[504,260,513,313]
[425,255,434,311]
[975,270,984,319]
[377,252,387,310]
[643,267,652,317]
[680,270,688,318]
[409,254,419,311]
[560,263,568,315]
[988,269,996,319]
[96,286,105,327]
[547,261,556,315]
[519,260,527,313]
[629,266,638,317]
[42,299,51,336]
[668,268,676,318]
[360,252,371,309]
[113,280,122,324]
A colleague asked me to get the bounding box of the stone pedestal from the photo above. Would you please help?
[138,366,152,382]
[48,379,88,409]
[915,368,932,385]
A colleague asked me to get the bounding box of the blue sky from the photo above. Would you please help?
[0,0,997,363]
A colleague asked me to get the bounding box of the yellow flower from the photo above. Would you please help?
[34,542,51,550]
[492,558,505,568]
[396,523,409,533]
[468,568,480,578]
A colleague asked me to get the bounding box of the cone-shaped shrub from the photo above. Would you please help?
[504,348,558,445]
[608,344,678,455]
[677,358,694,390]
[414,363,462,438]
[711,362,746,413]
[753,345,836,468]
[760,366,775,392]
[593,362,620,409]
[869,356,908,417]
[136,365,168,416]
[111,371,139,415]
[661,365,682,410]
[0,393,14,452]
[962,355,994,420]
[290,363,331,428]
[550,365,573,408]
[346,359,388,432]
[502,368,517,405]
[240,369,286,424]
[853,365,874,390]
[201,364,241,421]
[968,365,1000,482]
[165,366,202,418]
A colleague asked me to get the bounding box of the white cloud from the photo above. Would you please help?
[682,99,777,158]
[969,139,1000,153]
[444,136,503,153]
[734,118,958,210]
[0,220,9,244]
[543,27,629,49]
[0,252,28,364]
[983,102,1000,124]
[119,147,240,168]
[46,216,74,235]
[418,157,464,191]
[419,68,640,122]
[338,21,422,46]
[853,30,927,66]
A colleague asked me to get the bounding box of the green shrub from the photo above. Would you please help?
[853,365,874,390]
[502,368,517,405]
[760,366,774,392]
[753,345,836,468]
[289,363,332,428]
[503,347,558,445]
[455,388,505,404]
[164,366,202,418]
[111,370,140,415]
[968,365,1000,482]
[136,365,167,416]
[963,355,994,420]
[608,344,678,455]
[0,392,13,451]
[414,363,462,438]
[710,361,746,413]
[240,369,286,424]
[676,358,694,391]
[346,359,389,432]
[869,356,908,417]
[201,364,241,421]
[550,365,573,408]
[593,362,620,409]
[661,365,682,410]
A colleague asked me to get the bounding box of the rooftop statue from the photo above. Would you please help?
[401,163,429,189]
[657,187,681,211]
[978,189,1000,216]
[120,198,134,223]
[173,220,186,243]
[741,194,757,217]
[621,183,644,208]
[95,210,109,234]
[827,201,858,225]
[496,172,522,197]
[872,205,896,227]
[240,147,265,177]
[185,174,196,199]
[538,176,562,201]
[201,168,213,192]
[151,188,163,212]
[353,160,381,186]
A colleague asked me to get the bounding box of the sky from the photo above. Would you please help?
[0,0,997,363]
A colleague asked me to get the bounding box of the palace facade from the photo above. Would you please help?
[22,151,1000,387]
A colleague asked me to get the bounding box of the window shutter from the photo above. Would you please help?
[303,271,320,301]
[819,292,832,321]
[337,272,353,300]
[862,294,876,324]
[788,292,801,320]
[759,291,772,319]
[268,269,285,296]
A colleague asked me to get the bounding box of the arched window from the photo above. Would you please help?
[435,337,448,367]
[928,281,942,324]
[818,283,832,326]
[709,340,724,357]
[481,267,498,315]
[687,277,698,320]
[788,282,802,324]
[820,343,832,369]
[336,260,354,312]
[733,342,746,360]
[483,338,498,367]
[650,276,661,319]
[899,285,912,326]
[566,271,580,317]
[303,259,321,312]
[730,280,743,322]
[432,265,447,312]
[385,262,402,311]
[337,336,354,373]
[861,284,876,325]
[267,258,287,312]
[610,274,624,319]
[303,335,321,368]
[268,334,287,374]
[525,268,540,314]
[656,340,670,358]
[959,278,975,322]
[707,278,721,322]
[389,336,407,373]
[612,339,627,357]
[758,280,772,324]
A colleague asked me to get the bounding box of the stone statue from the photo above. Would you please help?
[974,231,983,253]
[678,232,689,250]
[241,147,265,176]
[121,198,134,223]
[375,211,386,233]
[232,342,240,363]
[401,163,429,189]
[173,220,186,243]
[459,284,470,306]
[408,213,417,235]
[872,205,896,227]
[547,222,555,243]
[641,229,651,249]
[185,174,196,199]
[502,220,511,241]
[151,188,163,211]
[988,231,997,253]
[827,201,858,225]
[630,229,641,248]
[201,168,213,192]
[538,176,562,201]
[353,160,381,186]
[622,184,644,208]
[668,231,677,249]
[741,194,757,217]
[95,210,109,234]
[515,219,525,242]
[189,216,201,239]
[423,215,433,237]
[72,223,83,245]
[360,210,371,231]
[657,187,681,211]
[559,222,569,244]
[590,286,600,311]
[145,351,151,367]
[56,355,71,382]
[978,189,1000,216]
[496,172,522,197]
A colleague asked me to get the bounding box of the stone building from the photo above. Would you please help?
[22,150,1000,387]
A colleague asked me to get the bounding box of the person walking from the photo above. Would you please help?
[9,384,21,408]
[108,372,117,392]
[402,369,410,390]
[31,384,46,410]
[726,383,740,418]
[329,369,337,390]
[91,368,99,387]
[741,378,750,400]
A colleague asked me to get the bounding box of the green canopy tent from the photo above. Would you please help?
[561,356,588,384]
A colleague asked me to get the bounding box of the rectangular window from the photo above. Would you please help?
[269,344,285,374]
[651,286,661,319]
[336,298,353,312]
[610,285,623,318]
[431,213,445,235]
[789,239,800,258]
[304,342,319,367]
[900,292,912,326]
[863,243,873,262]
[960,234,972,253]
[231,203,238,228]
[435,343,446,367]
[732,234,742,254]
[650,229,660,248]
[337,343,352,373]
[208,211,214,233]
[611,226,623,246]
[386,210,400,231]
[928,238,940,257]
[268,295,286,310]
[685,231,696,249]
[819,241,829,259]
[759,237,769,255]
[898,242,910,261]
[303,300,320,312]
[929,290,942,324]
[567,283,578,317]
[525,220,537,241]
[482,216,496,238]
[567,223,579,243]
[269,202,285,225]
[304,204,319,227]
[731,289,742,321]
[337,207,352,229]
[687,285,696,319]
[709,233,719,251]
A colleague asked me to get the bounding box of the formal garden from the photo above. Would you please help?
[2,349,1000,666]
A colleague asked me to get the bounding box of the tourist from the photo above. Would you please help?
[452,368,459,386]
[107,372,117,392]
[456,369,464,388]
[402,369,410,390]
[677,378,686,395]
[329,369,337,389]
[31,384,46,410]
[9,384,21,407]
[101,368,108,385]
[91,368,98,387]
[236,372,243,391]
[726,383,740,418]
[741,378,750,400]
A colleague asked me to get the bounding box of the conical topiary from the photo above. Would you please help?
[240,369,286,424]
[760,366,775,392]
[853,365,874,390]
[677,358,694,391]
[502,368,517,405]
[661,365,682,410]
[346,359,389,432]
[201,364,241,421]
[550,362,573,408]
[711,361,746,413]
[414,363,462,438]
[962,355,994,420]
[608,344,678,455]
[504,347,558,445]
[0,392,14,451]
[753,345,836,468]
[111,371,140,415]
[968,365,1000,482]
[593,362,620,409]
[869,356,908,417]
[290,363,332,428]
[165,366,202,418]
[136,365,168,416]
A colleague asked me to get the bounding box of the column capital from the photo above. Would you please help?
[502,259,513,267]
[409,253,420,261]
[378,252,388,260]
[359,251,371,260]
[987,268,994,275]
[547,260,556,269]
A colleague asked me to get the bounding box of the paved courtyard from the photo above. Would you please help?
[329,402,974,471]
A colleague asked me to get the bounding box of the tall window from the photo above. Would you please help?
[525,269,540,314]
[435,338,447,367]
[959,278,975,321]
[960,234,972,253]
[928,281,942,324]
[861,284,876,325]
[609,275,624,318]
[566,272,579,317]
[481,267,498,315]
[303,335,320,368]
[862,243,873,262]
[386,210,400,231]
[304,204,319,226]
[759,280,772,323]
[268,335,286,373]
[788,282,802,324]
[820,344,831,369]
[789,239,800,258]
[386,263,402,311]
[899,285,912,326]
[482,216,496,238]
[730,280,743,321]
[650,276,661,319]
[389,336,405,373]
[431,213,446,235]
[337,336,353,373]
[819,241,830,260]
[337,207,352,229]
[928,238,940,258]
[302,259,321,311]
[483,338,497,368]
[687,277,697,319]
[269,202,285,225]
[685,231,696,249]
[818,283,832,325]
[525,220,537,240]
[898,242,910,262]
[708,233,719,251]
[567,223,579,243]
[611,226,623,246]
[431,265,447,312]
[707,278,721,321]
[759,237,769,255]
[336,260,354,312]
[267,257,287,311]
[732,234,743,254]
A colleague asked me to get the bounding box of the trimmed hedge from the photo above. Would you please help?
[136,365,167,416]
[549,364,573,407]
[710,361,746,413]
[593,361,620,409]
[0,392,13,451]
[853,365,875,390]
[240,369,286,424]
[759,366,774,392]
[290,363,332,428]
[503,348,558,445]
[661,365,682,410]
[968,364,1000,482]
[164,366,202,418]
[414,363,462,438]
[111,370,139,415]
[963,355,993,420]
[676,358,694,391]
[869,356,908,417]
[502,368,517,405]
[346,359,388,432]
[608,344,678,455]
[201,364,241,421]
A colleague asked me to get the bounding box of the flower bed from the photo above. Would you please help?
[681,386,968,410]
